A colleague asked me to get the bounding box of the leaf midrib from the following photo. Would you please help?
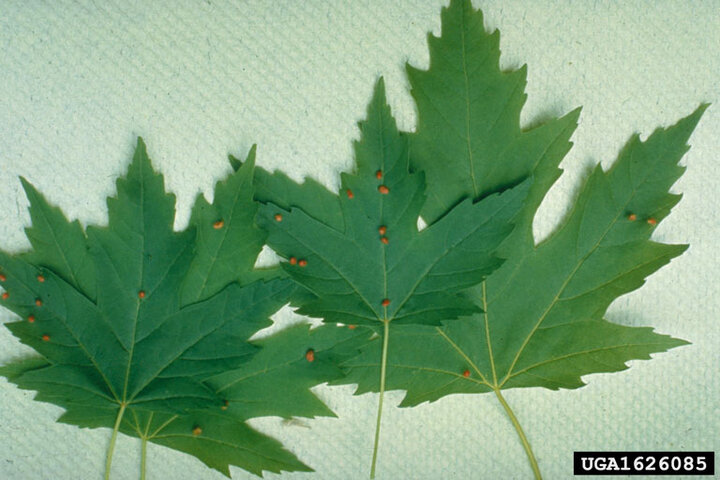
[459,4,479,199]
[497,152,646,386]
[193,171,254,303]
[279,219,378,319]
[8,271,121,401]
[215,335,339,393]
[151,431,297,467]
[33,207,86,293]
[121,160,147,404]
[390,192,515,319]
[505,341,676,383]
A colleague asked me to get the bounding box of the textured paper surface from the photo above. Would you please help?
[1,1,718,479]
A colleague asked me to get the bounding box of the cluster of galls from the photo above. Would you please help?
[0,270,48,342]
[627,213,657,225]
[271,213,308,267]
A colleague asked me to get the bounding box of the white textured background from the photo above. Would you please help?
[1,1,718,479]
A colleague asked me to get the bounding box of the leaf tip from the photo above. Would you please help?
[567,105,583,124]
[18,176,44,207]
[18,175,34,192]
[676,103,709,135]
[244,144,258,169]
[373,75,386,95]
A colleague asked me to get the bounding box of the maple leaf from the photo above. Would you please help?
[0,139,353,478]
[3,322,369,477]
[254,77,530,477]
[336,1,705,478]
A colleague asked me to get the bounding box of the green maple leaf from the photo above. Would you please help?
[3,322,368,477]
[0,139,357,478]
[254,78,530,477]
[336,1,705,478]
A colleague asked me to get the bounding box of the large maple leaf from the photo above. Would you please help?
[254,78,530,477]
[335,0,705,478]
[0,140,363,478]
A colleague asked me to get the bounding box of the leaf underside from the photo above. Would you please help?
[336,0,698,405]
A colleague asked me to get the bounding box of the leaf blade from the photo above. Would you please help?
[256,78,527,328]
[182,148,266,305]
[339,0,701,408]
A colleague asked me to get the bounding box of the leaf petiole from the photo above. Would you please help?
[494,389,542,480]
[105,402,127,480]
[370,319,390,479]
[140,411,153,480]
[140,437,148,480]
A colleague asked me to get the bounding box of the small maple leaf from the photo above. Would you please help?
[254,77,531,477]
[336,1,706,478]
[0,139,359,477]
